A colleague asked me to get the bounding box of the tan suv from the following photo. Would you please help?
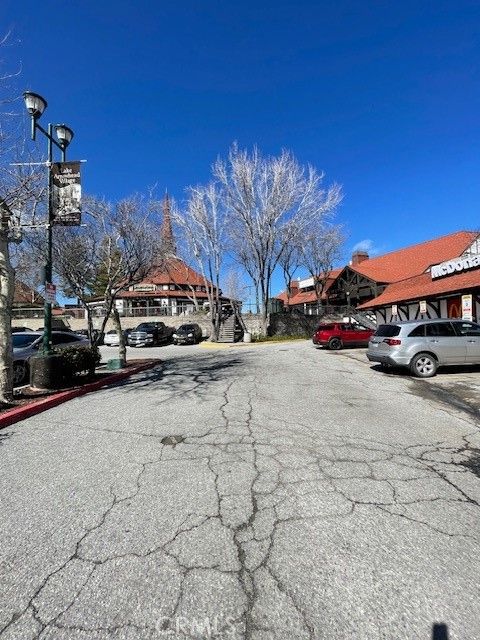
[367,318,480,377]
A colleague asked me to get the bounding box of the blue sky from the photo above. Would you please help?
[2,0,480,297]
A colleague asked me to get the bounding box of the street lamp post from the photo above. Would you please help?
[23,91,74,358]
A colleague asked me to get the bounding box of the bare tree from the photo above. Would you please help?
[0,36,45,402]
[223,267,246,305]
[173,183,226,341]
[83,195,160,362]
[215,145,343,334]
[27,195,160,363]
[302,222,344,313]
[52,224,99,344]
[234,238,260,314]
[278,221,303,308]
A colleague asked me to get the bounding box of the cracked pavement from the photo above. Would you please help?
[1,341,480,639]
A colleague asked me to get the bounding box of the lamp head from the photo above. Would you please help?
[54,124,74,148]
[23,91,47,119]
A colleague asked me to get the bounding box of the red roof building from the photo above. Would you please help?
[112,195,229,318]
[13,281,44,308]
[277,230,480,323]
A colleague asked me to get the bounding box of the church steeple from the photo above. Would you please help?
[161,192,176,256]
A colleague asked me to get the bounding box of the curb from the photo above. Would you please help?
[200,339,308,349]
[0,359,161,430]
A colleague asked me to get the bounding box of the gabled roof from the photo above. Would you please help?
[358,268,480,309]
[277,268,343,305]
[351,231,478,283]
[143,257,208,288]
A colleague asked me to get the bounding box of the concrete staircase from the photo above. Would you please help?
[350,310,377,330]
[218,314,244,343]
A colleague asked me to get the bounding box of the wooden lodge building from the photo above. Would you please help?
[277,230,480,324]
[92,195,230,318]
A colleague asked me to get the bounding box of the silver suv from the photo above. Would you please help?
[367,318,480,377]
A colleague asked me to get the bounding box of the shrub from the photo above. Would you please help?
[57,346,101,380]
[251,334,307,343]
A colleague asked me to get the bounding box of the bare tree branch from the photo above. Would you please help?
[215,144,343,333]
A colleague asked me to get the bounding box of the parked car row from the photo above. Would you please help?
[102,323,204,347]
[313,318,480,378]
[11,321,206,387]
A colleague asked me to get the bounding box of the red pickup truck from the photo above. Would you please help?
[312,322,374,350]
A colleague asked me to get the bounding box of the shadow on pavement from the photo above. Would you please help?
[103,350,251,403]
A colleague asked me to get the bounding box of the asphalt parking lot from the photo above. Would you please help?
[101,340,480,420]
[340,346,480,419]
[2,339,480,639]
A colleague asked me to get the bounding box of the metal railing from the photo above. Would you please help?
[12,307,86,320]
[121,305,203,318]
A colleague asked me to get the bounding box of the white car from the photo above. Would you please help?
[103,330,120,346]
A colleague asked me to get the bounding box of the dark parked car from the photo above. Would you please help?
[12,331,90,385]
[367,318,480,377]
[313,322,374,350]
[127,322,175,347]
[173,323,203,345]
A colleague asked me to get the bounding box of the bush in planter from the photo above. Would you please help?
[57,346,101,381]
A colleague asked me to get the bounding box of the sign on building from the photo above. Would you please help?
[391,304,398,317]
[51,161,82,225]
[419,300,427,314]
[462,294,473,321]
[45,283,56,304]
[431,254,480,279]
[132,284,156,292]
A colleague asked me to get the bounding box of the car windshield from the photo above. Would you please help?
[13,334,39,349]
[135,324,153,330]
[179,325,195,331]
[374,324,401,337]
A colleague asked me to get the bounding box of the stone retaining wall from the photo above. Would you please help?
[12,311,339,338]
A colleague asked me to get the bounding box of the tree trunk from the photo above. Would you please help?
[259,282,269,336]
[0,232,14,403]
[255,282,260,315]
[112,306,126,364]
[209,297,222,341]
[85,306,96,348]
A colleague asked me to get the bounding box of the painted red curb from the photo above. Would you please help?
[0,359,161,429]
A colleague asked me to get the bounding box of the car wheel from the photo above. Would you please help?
[409,353,438,378]
[13,361,28,386]
[328,337,342,350]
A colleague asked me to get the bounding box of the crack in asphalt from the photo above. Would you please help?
[1,347,480,639]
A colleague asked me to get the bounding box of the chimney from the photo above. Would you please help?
[289,280,300,297]
[351,251,369,266]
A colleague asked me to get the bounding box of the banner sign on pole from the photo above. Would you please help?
[462,294,473,321]
[51,161,82,225]
[45,283,56,304]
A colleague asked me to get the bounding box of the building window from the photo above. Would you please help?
[162,285,169,291]
[169,284,175,290]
